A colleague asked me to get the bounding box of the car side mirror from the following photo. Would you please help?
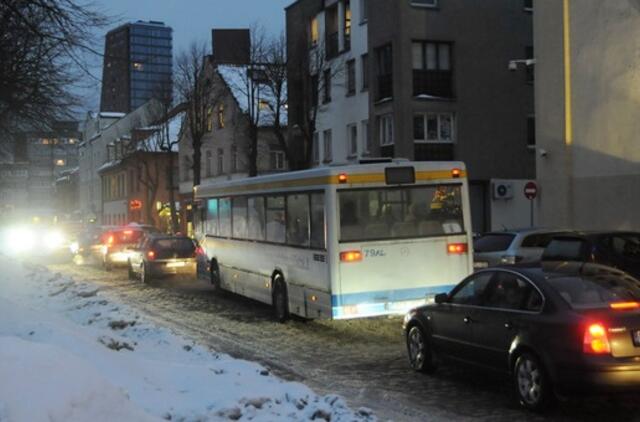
[434,293,448,304]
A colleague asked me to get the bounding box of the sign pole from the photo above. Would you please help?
[530,198,534,228]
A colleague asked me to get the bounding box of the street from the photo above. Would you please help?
[47,261,640,422]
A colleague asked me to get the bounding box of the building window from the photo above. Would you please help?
[217,148,224,175]
[323,69,332,103]
[524,0,533,12]
[207,106,213,132]
[325,5,339,58]
[270,150,286,170]
[347,124,358,157]
[206,150,213,177]
[412,41,453,98]
[360,0,368,23]
[310,73,319,106]
[375,44,393,100]
[217,104,225,128]
[379,114,394,146]
[346,59,356,96]
[310,16,319,47]
[414,113,454,143]
[527,115,536,147]
[323,129,333,163]
[362,120,371,154]
[361,54,369,91]
[231,145,238,172]
[312,132,320,164]
[526,46,534,84]
[411,0,438,7]
[343,0,352,51]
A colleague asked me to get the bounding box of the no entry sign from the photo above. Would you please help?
[524,181,538,200]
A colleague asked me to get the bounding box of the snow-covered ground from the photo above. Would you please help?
[0,256,375,422]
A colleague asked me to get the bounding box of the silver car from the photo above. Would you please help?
[473,228,570,269]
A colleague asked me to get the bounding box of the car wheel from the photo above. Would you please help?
[272,276,289,323]
[210,260,221,291]
[140,263,150,285]
[127,261,136,280]
[513,352,553,412]
[407,325,436,373]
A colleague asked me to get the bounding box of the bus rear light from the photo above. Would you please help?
[340,250,362,262]
[583,323,611,354]
[107,235,114,245]
[452,168,462,178]
[610,301,640,310]
[147,250,156,260]
[338,173,348,184]
[447,243,468,255]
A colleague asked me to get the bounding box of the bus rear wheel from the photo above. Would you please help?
[272,276,289,323]
[210,260,221,291]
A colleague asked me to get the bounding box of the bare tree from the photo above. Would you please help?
[288,37,345,169]
[0,0,110,142]
[175,41,221,189]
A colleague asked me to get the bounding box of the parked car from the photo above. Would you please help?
[100,225,159,270]
[542,231,640,279]
[403,265,640,411]
[127,235,201,284]
[473,228,570,269]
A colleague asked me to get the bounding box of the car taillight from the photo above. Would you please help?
[147,250,155,260]
[195,246,204,256]
[610,301,640,310]
[583,323,611,354]
[340,250,362,262]
[447,243,468,255]
[107,235,114,245]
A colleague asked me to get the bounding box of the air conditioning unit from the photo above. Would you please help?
[493,181,513,200]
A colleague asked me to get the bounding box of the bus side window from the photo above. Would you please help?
[247,197,265,241]
[310,193,325,249]
[206,198,219,236]
[286,194,310,247]
[266,196,285,243]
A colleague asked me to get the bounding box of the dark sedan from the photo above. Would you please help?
[403,265,640,411]
[128,235,201,284]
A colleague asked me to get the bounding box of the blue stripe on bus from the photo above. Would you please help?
[331,284,456,307]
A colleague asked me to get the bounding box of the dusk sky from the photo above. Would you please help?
[81,0,292,111]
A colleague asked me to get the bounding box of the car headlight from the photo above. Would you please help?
[4,226,36,253]
[69,241,80,254]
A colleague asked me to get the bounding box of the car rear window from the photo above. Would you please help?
[542,238,587,261]
[153,238,195,259]
[113,230,143,244]
[473,234,515,252]
[521,233,563,248]
[548,275,640,309]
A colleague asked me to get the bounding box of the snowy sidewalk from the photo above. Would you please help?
[0,257,376,422]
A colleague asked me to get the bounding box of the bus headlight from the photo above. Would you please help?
[44,230,65,250]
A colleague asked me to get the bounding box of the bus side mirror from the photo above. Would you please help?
[434,293,448,304]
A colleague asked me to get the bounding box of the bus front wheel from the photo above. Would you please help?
[272,276,289,323]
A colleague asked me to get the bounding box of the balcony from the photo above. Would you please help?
[414,143,454,161]
[376,74,393,101]
[326,32,339,59]
[413,70,453,98]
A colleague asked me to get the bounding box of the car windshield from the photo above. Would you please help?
[152,238,195,259]
[473,233,515,252]
[542,238,586,261]
[547,274,640,309]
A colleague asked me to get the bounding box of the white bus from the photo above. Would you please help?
[194,160,473,320]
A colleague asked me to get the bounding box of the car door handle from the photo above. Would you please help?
[463,316,472,324]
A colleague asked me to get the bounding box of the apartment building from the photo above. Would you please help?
[534,0,640,230]
[287,0,535,231]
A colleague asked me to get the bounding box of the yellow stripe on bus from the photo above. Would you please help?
[198,170,467,196]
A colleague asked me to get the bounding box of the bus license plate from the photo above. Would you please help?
[633,330,640,347]
[167,261,185,268]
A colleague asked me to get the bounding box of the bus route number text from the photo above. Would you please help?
[363,248,386,258]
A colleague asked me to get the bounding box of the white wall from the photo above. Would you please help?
[489,179,540,231]
[313,0,370,166]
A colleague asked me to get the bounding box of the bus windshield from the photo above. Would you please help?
[339,184,463,242]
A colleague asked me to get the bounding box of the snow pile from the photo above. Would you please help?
[0,258,376,422]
